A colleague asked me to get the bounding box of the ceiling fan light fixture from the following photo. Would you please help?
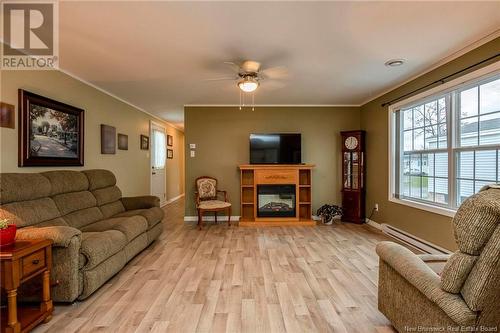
[238,76,259,93]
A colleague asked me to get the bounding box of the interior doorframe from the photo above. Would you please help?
[150,120,167,206]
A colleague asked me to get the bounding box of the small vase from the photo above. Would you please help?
[0,225,17,247]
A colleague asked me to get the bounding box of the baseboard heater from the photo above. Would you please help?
[380,223,452,255]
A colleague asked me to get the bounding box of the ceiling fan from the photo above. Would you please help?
[206,60,289,93]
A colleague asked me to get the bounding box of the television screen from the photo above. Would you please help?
[250,133,301,164]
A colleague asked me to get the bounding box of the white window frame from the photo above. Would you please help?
[388,61,500,217]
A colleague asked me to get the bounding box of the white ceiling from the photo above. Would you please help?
[59,1,500,129]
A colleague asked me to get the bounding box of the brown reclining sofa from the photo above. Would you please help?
[0,169,164,302]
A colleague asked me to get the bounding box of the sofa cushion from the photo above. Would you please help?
[81,216,148,242]
[0,173,51,204]
[441,252,477,293]
[100,201,126,218]
[52,191,97,216]
[92,186,122,206]
[1,198,60,227]
[114,207,164,228]
[80,230,127,270]
[83,169,116,190]
[63,207,104,229]
[42,170,89,195]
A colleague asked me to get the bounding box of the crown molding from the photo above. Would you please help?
[360,29,500,107]
[58,68,184,132]
[184,104,361,107]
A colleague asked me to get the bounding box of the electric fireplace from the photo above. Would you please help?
[257,184,296,218]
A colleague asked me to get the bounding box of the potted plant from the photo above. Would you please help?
[316,204,343,225]
[0,219,16,247]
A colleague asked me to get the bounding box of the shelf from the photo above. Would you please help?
[299,202,311,205]
[299,185,311,188]
[242,202,254,205]
[241,185,254,188]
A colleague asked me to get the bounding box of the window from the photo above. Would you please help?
[391,69,500,215]
[152,129,166,169]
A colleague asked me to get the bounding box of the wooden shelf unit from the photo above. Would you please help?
[239,164,315,226]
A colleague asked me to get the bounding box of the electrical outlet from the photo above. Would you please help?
[190,150,195,157]
[374,203,379,212]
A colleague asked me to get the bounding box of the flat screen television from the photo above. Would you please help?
[250,133,301,164]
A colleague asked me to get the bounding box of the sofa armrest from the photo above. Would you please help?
[16,226,82,302]
[376,241,476,324]
[121,195,160,210]
[16,226,81,247]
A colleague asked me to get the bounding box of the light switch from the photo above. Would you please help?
[189,143,196,149]
[190,150,195,157]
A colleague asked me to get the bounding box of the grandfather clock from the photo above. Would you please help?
[341,130,365,223]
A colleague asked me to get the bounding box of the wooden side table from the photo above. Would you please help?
[0,239,53,333]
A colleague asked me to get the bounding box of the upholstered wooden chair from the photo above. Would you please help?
[195,176,231,229]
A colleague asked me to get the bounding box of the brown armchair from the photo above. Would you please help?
[195,176,232,229]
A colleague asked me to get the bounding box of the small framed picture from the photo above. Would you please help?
[167,149,173,159]
[167,134,173,147]
[140,135,149,150]
[101,124,116,154]
[118,133,128,150]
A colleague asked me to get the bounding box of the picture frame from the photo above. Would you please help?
[18,89,84,166]
[140,135,149,150]
[101,124,116,154]
[0,102,15,129]
[167,149,173,159]
[167,134,173,147]
[118,133,128,150]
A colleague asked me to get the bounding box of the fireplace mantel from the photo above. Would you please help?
[238,164,315,226]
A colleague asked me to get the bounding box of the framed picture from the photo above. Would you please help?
[101,124,116,154]
[118,133,128,150]
[18,90,84,166]
[167,149,173,159]
[167,134,173,147]
[140,135,149,150]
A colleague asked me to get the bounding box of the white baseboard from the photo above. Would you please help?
[161,193,185,207]
[184,215,241,223]
[366,218,451,254]
[365,218,383,230]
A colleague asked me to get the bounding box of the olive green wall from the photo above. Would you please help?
[360,37,500,251]
[0,69,185,201]
[184,106,360,217]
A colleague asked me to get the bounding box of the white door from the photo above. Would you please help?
[150,121,166,206]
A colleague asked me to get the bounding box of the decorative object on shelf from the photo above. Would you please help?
[18,90,84,166]
[167,134,173,147]
[0,239,54,332]
[316,204,343,225]
[0,102,15,129]
[0,219,16,247]
[140,135,149,150]
[167,149,173,159]
[118,133,128,150]
[100,124,116,154]
[341,130,366,223]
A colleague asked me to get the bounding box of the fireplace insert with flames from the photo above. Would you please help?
[257,184,296,218]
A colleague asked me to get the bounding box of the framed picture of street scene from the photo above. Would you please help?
[18,90,84,166]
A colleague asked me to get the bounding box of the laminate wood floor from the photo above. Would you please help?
[33,198,398,333]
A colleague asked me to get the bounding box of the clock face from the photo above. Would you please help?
[345,136,358,150]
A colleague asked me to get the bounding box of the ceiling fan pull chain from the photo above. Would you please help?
[239,90,242,110]
[252,92,255,111]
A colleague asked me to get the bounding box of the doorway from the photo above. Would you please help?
[150,121,167,206]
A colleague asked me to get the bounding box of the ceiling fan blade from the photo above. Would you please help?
[241,60,261,73]
[260,66,289,80]
[223,61,241,73]
[203,76,238,81]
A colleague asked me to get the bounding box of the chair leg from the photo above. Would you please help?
[228,206,231,226]
[198,209,203,230]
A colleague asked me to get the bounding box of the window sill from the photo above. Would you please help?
[389,196,456,218]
